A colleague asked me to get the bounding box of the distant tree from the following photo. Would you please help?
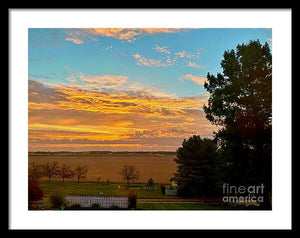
[97,177,101,184]
[173,135,219,197]
[203,40,272,208]
[120,165,140,186]
[43,161,59,182]
[74,166,88,183]
[28,162,44,184]
[146,177,154,190]
[58,164,74,183]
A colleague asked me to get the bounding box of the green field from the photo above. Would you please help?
[33,181,175,209]
[39,181,171,198]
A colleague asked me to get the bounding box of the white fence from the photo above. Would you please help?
[65,195,128,208]
[165,188,178,196]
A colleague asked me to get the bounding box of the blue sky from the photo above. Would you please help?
[29,28,272,97]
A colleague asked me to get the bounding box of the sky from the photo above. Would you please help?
[28,28,272,152]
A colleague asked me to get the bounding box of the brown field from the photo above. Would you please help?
[28,152,177,184]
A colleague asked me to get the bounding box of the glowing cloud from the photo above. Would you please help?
[28,79,214,151]
[78,74,128,89]
[65,37,84,44]
[179,74,207,85]
[65,28,182,44]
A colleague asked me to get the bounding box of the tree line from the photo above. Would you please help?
[29,162,88,184]
[29,162,141,186]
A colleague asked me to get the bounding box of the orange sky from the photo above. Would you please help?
[28,79,215,151]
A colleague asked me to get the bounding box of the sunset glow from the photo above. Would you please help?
[28,28,271,151]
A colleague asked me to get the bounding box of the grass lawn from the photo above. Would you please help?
[34,181,174,209]
[39,181,171,198]
[136,203,230,210]
[32,182,231,210]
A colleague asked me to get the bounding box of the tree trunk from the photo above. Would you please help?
[261,184,272,209]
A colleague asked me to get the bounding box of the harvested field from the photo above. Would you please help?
[28,152,177,184]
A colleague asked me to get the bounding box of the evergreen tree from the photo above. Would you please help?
[203,40,272,208]
[174,135,219,197]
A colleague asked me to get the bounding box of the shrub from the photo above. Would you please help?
[160,184,165,194]
[128,190,138,209]
[106,179,110,185]
[28,183,44,202]
[91,203,100,209]
[110,203,119,209]
[49,190,66,209]
[69,204,81,209]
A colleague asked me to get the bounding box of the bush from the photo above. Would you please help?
[49,191,66,209]
[28,183,44,202]
[91,203,100,209]
[110,203,119,209]
[160,184,165,194]
[106,179,110,185]
[69,204,81,209]
[128,190,137,209]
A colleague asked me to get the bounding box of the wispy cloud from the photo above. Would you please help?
[133,46,203,68]
[174,50,202,59]
[133,53,169,67]
[105,46,113,51]
[64,29,98,44]
[65,37,84,44]
[187,61,203,69]
[179,74,207,85]
[86,28,141,43]
[78,73,128,89]
[154,45,171,54]
[57,71,128,91]
[65,28,183,44]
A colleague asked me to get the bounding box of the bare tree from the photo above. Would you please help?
[97,177,101,184]
[120,165,140,186]
[43,161,59,182]
[28,162,44,184]
[58,164,74,183]
[74,166,88,183]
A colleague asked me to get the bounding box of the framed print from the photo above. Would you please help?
[9,9,292,230]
